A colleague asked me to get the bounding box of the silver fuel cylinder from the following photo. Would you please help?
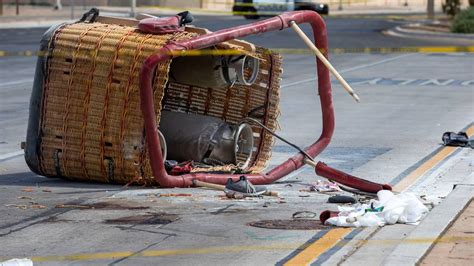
[159,111,254,169]
[169,54,260,88]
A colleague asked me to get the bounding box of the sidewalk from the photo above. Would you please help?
[421,199,474,265]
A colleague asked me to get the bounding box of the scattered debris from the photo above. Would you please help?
[5,202,46,210]
[21,188,33,193]
[420,195,442,207]
[321,190,428,227]
[310,180,342,193]
[339,185,378,197]
[157,193,192,197]
[5,204,28,210]
[328,195,357,204]
[42,189,52,193]
[292,211,317,219]
[442,131,470,147]
[263,202,270,207]
[17,196,33,200]
[30,204,47,209]
[170,161,193,175]
[264,191,279,197]
[249,219,331,230]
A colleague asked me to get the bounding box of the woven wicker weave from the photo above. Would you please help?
[34,21,282,185]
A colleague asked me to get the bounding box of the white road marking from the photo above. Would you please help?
[0,150,24,161]
[0,54,410,89]
[281,53,412,88]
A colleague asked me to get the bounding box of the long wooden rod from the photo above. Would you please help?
[290,21,360,103]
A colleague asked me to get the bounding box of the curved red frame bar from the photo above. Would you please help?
[139,11,334,188]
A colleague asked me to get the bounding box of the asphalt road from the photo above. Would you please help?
[0,15,470,53]
[0,15,473,265]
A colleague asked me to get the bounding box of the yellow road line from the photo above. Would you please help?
[32,251,135,262]
[283,228,352,266]
[1,46,473,58]
[31,243,301,263]
[394,124,474,192]
[393,146,457,192]
[466,126,474,138]
[9,235,471,263]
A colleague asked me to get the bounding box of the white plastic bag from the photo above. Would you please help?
[0,259,33,266]
[325,190,428,227]
[377,190,428,224]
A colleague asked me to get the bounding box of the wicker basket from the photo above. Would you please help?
[25,17,282,185]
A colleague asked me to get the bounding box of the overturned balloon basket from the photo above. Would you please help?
[24,9,391,194]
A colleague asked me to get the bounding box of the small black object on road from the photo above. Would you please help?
[442,131,471,147]
[328,195,357,204]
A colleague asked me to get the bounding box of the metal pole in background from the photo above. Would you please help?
[70,0,74,19]
[338,0,342,10]
[55,0,63,10]
[427,0,434,20]
[130,0,136,17]
[0,0,3,16]
[16,0,19,15]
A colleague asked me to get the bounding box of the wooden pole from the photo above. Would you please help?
[0,0,3,16]
[16,0,19,16]
[289,21,360,103]
[303,158,317,168]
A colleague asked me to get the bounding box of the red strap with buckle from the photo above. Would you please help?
[138,16,183,34]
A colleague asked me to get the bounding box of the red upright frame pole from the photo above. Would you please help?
[139,11,334,188]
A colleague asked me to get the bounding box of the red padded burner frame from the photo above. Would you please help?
[140,11,334,188]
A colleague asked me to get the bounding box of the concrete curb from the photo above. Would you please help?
[0,20,73,29]
[0,11,131,29]
[382,184,474,265]
[386,23,474,41]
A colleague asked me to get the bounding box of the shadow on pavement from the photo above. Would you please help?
[0,171,124,191]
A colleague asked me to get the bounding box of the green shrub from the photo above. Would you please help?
[451,7,474,33]
[443,0,461,17]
